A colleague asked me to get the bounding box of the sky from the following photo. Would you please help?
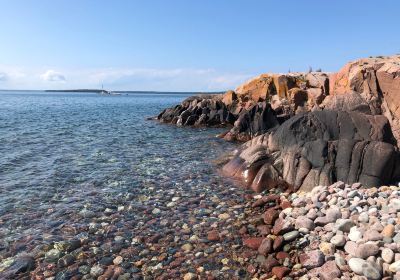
[0,0,399,91]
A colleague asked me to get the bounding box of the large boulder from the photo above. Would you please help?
[235,72,329,103]
[157,94,236,127]
[306,72,330,94]
[330,55,400,141]
[222,90,237,105]
[223,102,279,142]
[223,110,400,192]
[235,74,278,102]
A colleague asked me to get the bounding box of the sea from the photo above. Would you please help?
[0,91,237,255]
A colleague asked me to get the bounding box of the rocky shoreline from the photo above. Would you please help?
[240,181,400,279]
[3,179,400,279]
[2,55,400,280]
[155,55,400,279]
[158,55,400,193]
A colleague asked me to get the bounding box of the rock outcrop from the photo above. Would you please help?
[157,93,282,141]
[157,94,236,127]
[330,55,400,140]
[223,110,400,192]
[235,72,329,103]
[222,102,279,142]
[157,55,400,192]
[157,72,332,141]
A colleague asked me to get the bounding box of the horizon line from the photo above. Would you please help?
[0,88,226,94]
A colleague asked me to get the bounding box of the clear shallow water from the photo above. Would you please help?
[0,91,236,246]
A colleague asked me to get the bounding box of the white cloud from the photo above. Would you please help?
[40,70,66,82]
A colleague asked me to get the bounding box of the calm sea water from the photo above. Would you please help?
[0,91,235,244]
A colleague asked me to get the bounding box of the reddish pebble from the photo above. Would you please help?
[247,264,257,274]
[276,251,289,260]
[272,218,293,235]
[243,237,264,250]
[257,225,271,235]
[239,226,248,235]
[252,198,267,208]
[207,230,219,241]
[263,208,279,225]
[272,266,290,279]
[258,238,272,256]
[262,255,280,271]
[241,250,256,259]
[280,200,291,209]
[273,236,284,250]
[319,260,341,279]
[147,234,162,243]
[263,194,280,203]
[299,250,325,269]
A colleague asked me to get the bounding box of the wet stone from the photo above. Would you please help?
[243,237,263,250]
[181,243,193,252]
[99,257,114,266]
[262,255,280,271]
[258,238,272,256]
[183,272,197,280]
[264,208,279,225]
[0,255,35,277]
[272,266,290,279]
[90,265,104,277]
[45,249,62,263]
[57,254,75,268]
[273,236,284,251]
[79,265,91,275]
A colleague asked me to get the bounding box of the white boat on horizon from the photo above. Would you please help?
[99,84,121,95]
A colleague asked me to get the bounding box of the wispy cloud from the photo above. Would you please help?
[0,66,253,91]
[87,68,214,83]
[40,70,66,82]
[86,68,251,91]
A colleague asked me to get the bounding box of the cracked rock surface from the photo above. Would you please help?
[223,110,400,192]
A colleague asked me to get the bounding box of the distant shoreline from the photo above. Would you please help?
[0,89,225,95]
[46,89,225,94]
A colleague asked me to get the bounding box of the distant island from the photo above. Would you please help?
[45,89,225,95]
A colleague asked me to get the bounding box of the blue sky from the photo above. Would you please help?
[0,0,399,91]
